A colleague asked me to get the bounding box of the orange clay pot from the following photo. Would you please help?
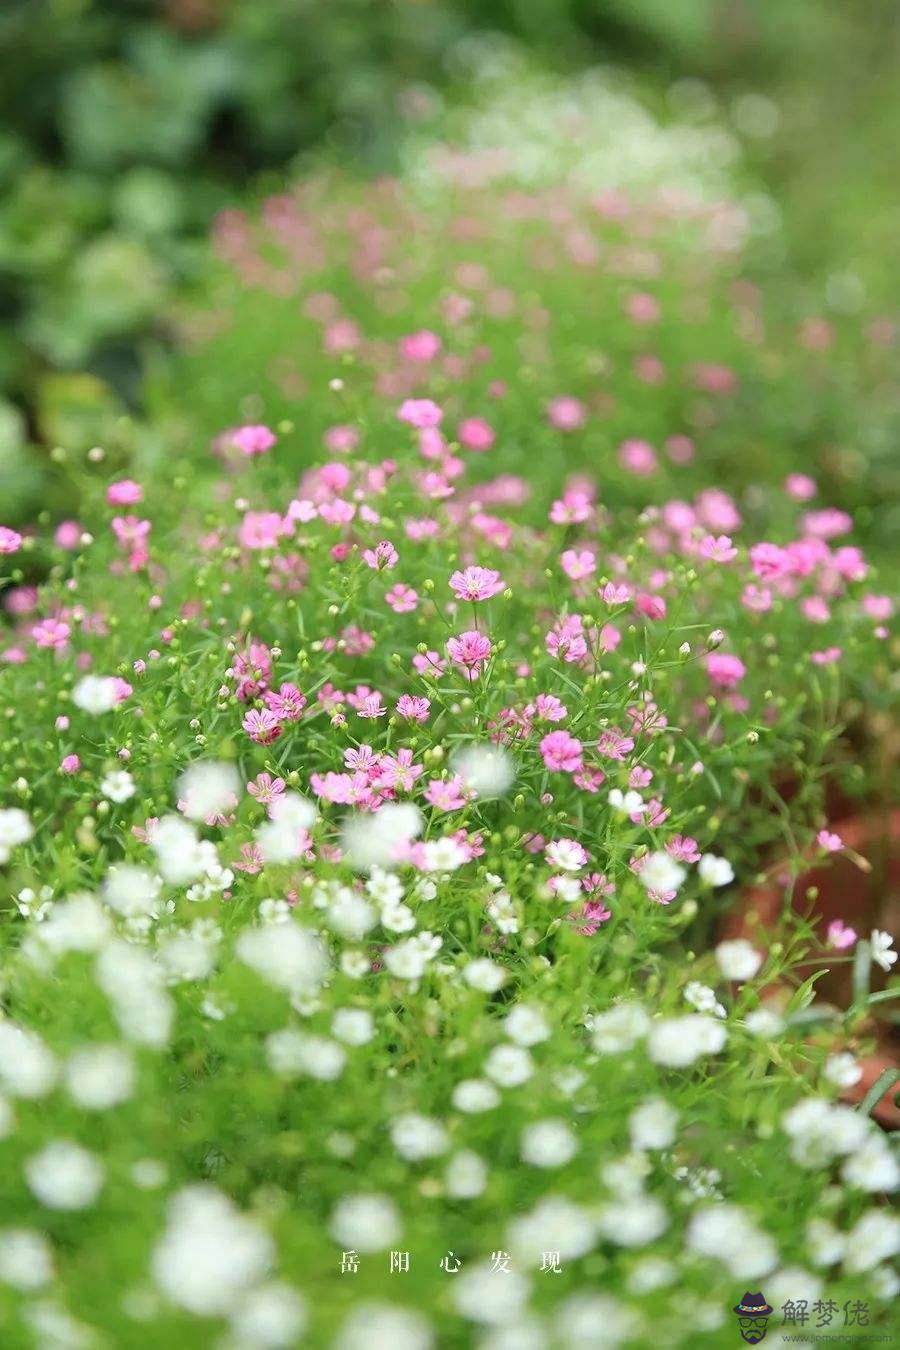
[721,809,900,1129]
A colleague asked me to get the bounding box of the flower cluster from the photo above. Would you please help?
[0,125,897,1348]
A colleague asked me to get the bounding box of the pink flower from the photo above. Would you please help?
[356,692,387,719]
[862,594,894,621]
[817,830,843,853]
[60,754,81,774]
[447,630,492,673]
[242,709,282,744]
[560,549,596,580]
[549,490,593,526]
[424,776,467,811]
[247,773,286,806]
[827,919,857,950]
[546,396,587,431]
[231,424,276,456]
[540,730,583,773]
[239,512,287,550]
[625,292,660,324]
[54,521,81,549]
[234,843,265,874]
[396,695,431,722]
[400,330,442,362]
[699,534,737,563]
[385,584,419,613]
[600,582,632,605]
[811,647,842,665]
[323,424,359,454]
[566,899,612,935]
[595,728,634,761]
[398,398,443,429]
[666,835,701,863]
[785,473,817,501]
[457,418,495,452]
[106,480,143,506]
[363,540,399,571]
[449,566,504,602]
[0,526,23,554]
[545,838,589,871]
[545,617,588,664]
[377,748,423,792]
[705,652,746,688]
[32,618,71,650]
[618,439,658,476]
[801,508,852,540]
[264,683,306,721]
[532,694,567,722]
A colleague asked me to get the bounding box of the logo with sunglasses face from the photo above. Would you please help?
[733,1292,773,1343]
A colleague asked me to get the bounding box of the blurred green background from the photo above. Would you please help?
[1,0,898,525]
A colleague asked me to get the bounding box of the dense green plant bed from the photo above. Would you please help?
[0,162,898,1347]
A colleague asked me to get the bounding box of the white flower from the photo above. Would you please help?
[598,1196,668,1247]
[178,760,240,821]
[266,1030,345,1081]
[638,851,686,895]
[452,1079,501,1113]
[152,1186,273,1316]
[687,1204,777,1279]
[0,809,33,862]
[25,1141,104,1211]
[558,1294,640,1349]
[390,1113,448,1161]
[589,1002,650,1054]
[630,1098,678,1150]
[453,1261,530,1324]
[236,922,328,994]
[647,1015,727,1066]
[505,1004,550,1046]
[608,788,645,815]
[329,1194,401,1253]
[841,1135,900,1193]
[871,928,897,972]
[228,1282,307,1349]
[102,864,161,918]
[95,940,174,1048]
[463,958,507,992]
[744,1007,785,1038]
[484,1044,534,1087]
[0,1229,54,1290]
[65,1044,134,1110]
[823,1052,863,1089]
[150,815,206,885]
[698,853,735,887]
[326,889,377,940]
[507,1197,596,1263]
[782,1098,869,1168]
[520,1118,578,1168]
[101,769,135,802]
[418,837,467,872]
[684,981,725,1016]
[715,938,763,981]
[336,1303,432,1350]
[627,1257,677,1294]
[0,1023,58,1098]
[842,1211,900,1273]
[383,932,441,981]
[452,744,515,798]
[806,1217,844,1267]
[331,1008,374,1045]
[72,675,118,714]
[445,1150,488,1199]
[544,838,587,871]
[340,802,422,871]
